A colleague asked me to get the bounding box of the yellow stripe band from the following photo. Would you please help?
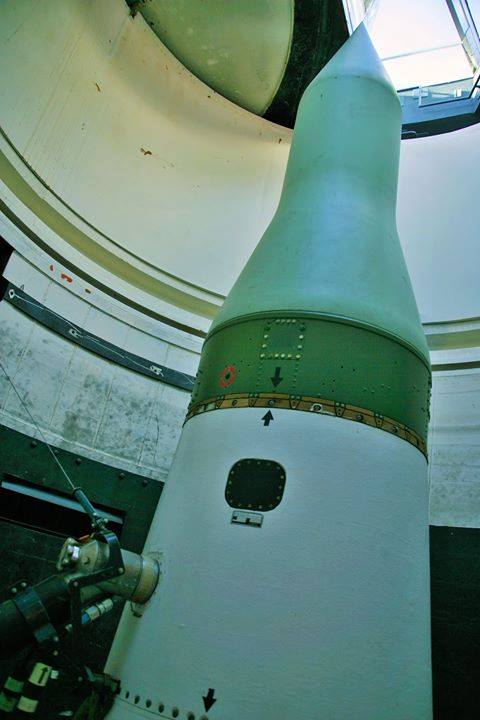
[4,677,23,693]
[17,696,38,713]
[186,391,428,458]
[0,692,16,711]
[30,664,51,687]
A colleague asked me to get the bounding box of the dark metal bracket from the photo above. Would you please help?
[67,530,124,669]
[3,283,195,391]
[13,586,59,657]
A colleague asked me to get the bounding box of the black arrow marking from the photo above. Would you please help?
[203,688,217,712]
[270,366,283,387]
[262,410,274,426]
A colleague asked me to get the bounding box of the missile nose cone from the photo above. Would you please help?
[310,22,396,94]
[211,22,429,366]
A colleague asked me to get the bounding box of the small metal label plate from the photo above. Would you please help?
[231,510,263,528]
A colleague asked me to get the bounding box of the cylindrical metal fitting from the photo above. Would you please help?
[72,539,160,604]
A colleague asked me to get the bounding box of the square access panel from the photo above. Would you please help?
[225,459,286,511]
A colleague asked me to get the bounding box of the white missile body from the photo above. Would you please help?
[106,24,432,720]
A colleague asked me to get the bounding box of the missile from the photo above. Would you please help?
[106,23,432,720]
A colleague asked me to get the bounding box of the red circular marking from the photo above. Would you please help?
[219,365,237,388]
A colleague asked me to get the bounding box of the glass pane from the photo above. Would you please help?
[368,0,475,90]
[384,45,472,90]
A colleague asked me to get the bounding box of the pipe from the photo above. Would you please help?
[0,576,106,656]
[59,539,160,604]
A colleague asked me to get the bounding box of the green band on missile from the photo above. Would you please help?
[190,314,431,446]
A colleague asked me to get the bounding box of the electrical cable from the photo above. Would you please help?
[0,358,107,528]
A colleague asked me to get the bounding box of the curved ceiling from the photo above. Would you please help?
[129,0,349,127]
[129,0,294,116]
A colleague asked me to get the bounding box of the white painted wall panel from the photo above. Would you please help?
[429,369,480,527]
[398,124,480,324]
[0,0,289,302]
[0,269,198,479]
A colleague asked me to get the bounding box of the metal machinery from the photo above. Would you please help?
[0,491,160,719]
